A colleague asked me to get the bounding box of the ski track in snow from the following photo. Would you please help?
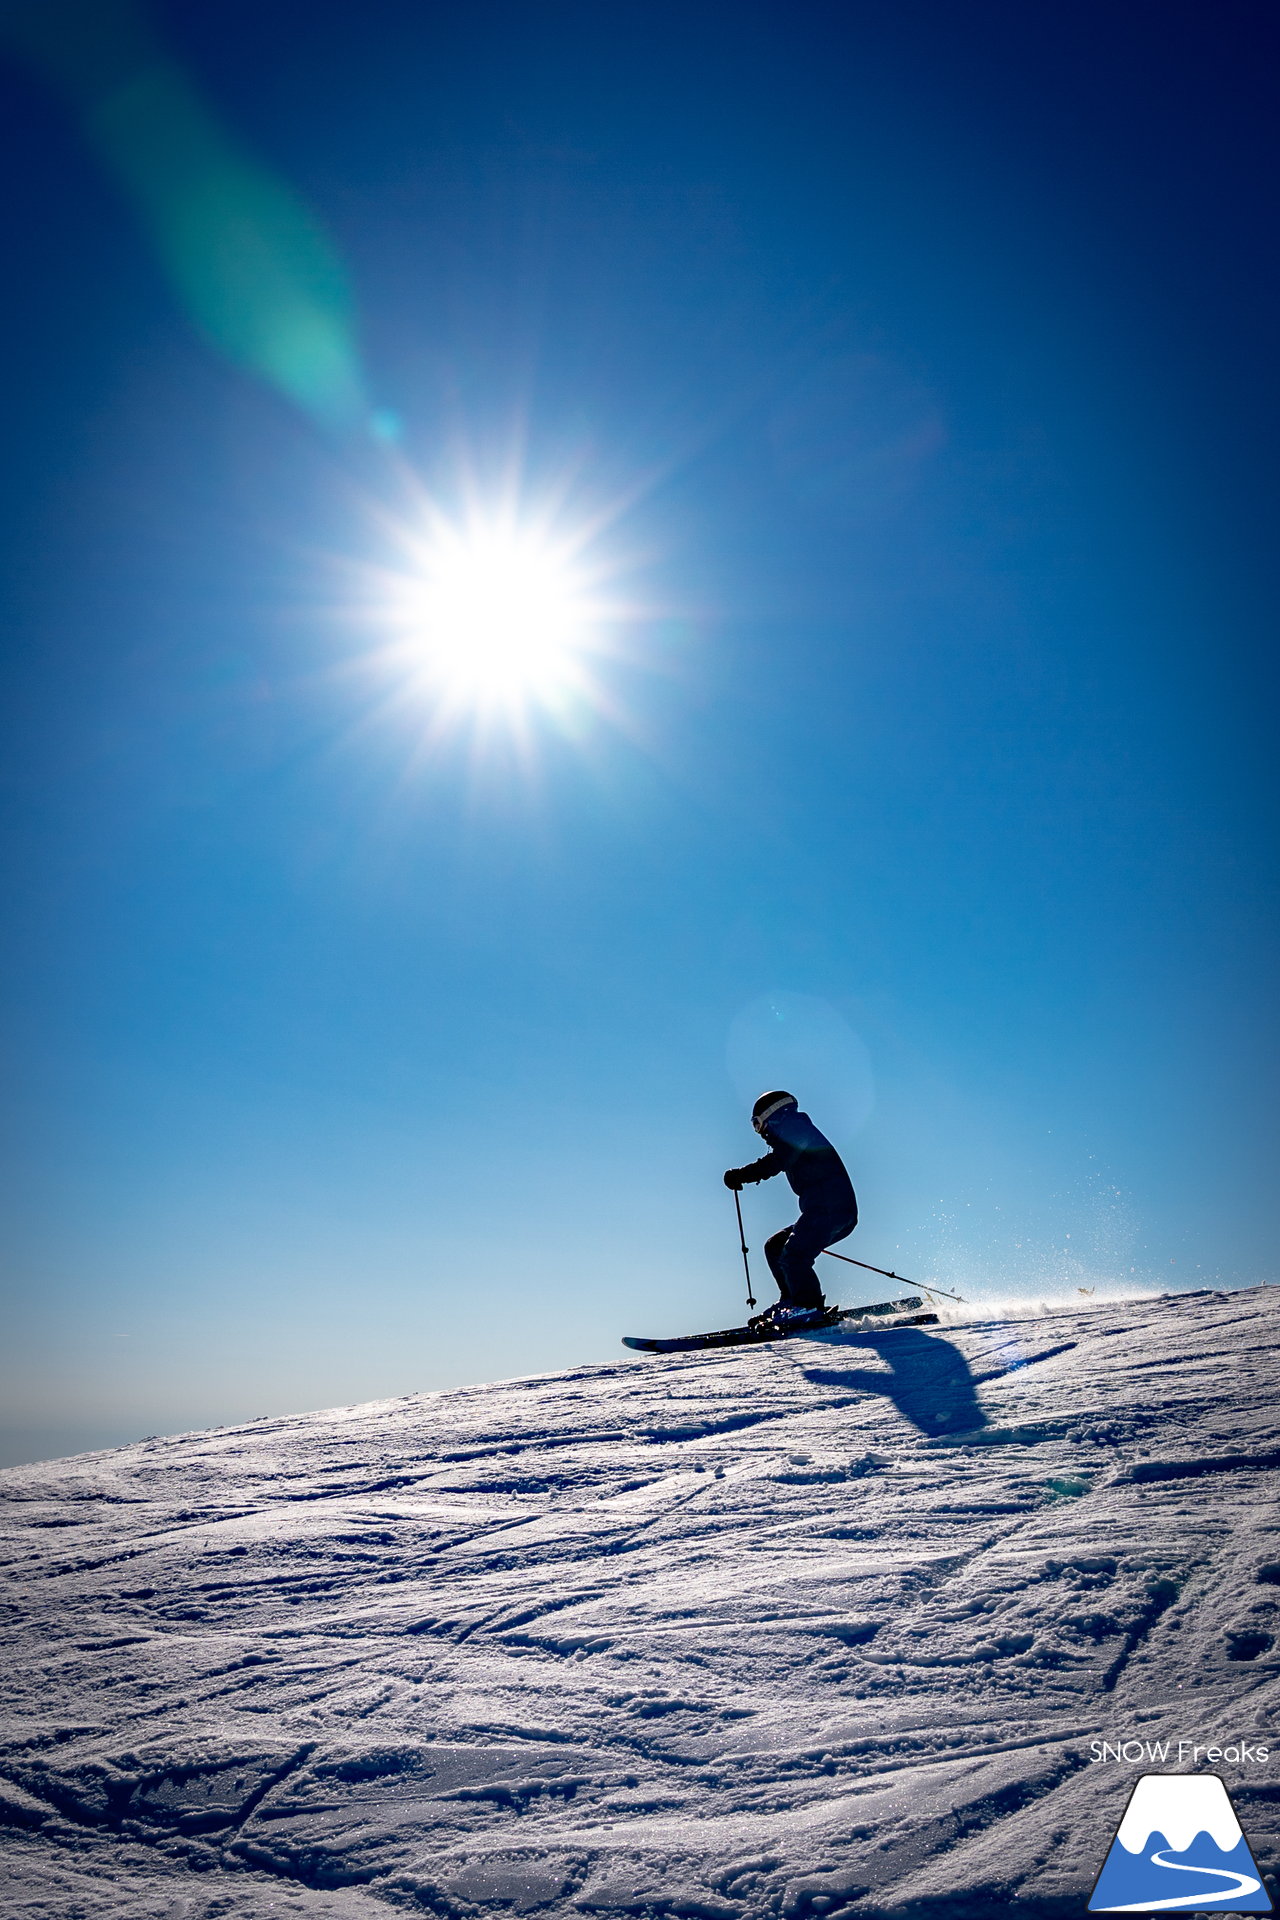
[3,1289,1280,1919]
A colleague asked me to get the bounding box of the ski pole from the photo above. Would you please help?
[818,1247,966,1305]
[733,1188,756,1308]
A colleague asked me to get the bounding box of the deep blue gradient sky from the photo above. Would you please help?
[2,1,1277,1465]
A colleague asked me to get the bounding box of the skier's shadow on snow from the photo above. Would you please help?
[801,1328,988,1439]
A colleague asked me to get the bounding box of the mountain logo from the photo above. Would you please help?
[1088,1772,1272,1912]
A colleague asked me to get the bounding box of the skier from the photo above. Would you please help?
[724,1090,858,1331]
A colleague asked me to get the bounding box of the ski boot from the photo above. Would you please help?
[769,1302,831,1332]
[748,1300,832,1334]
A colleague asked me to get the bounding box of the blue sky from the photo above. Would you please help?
[1,0,1276,1465]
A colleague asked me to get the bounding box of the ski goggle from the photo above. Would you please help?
[752,1095,795,1134]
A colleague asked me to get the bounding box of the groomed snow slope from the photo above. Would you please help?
[3,1290,1280,1920]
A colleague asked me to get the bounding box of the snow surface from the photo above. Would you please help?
[3,1288,1280,1920]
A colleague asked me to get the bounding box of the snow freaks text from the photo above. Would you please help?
[1091,1740,1272,1765]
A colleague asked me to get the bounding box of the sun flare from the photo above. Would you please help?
[399,516,594,707]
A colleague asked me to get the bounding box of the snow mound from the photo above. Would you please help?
[3,1289,1280,1919]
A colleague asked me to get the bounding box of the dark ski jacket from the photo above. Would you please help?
[734,1106,857,1219]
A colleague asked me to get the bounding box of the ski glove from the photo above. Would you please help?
[723,1168,746,1190]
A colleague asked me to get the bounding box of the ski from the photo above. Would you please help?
[622,1296,938,1354]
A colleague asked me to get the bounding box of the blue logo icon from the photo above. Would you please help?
[1089,1772,1272,1912]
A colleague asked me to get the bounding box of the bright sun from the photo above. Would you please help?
[401,516,593,708]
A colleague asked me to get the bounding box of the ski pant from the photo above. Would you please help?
[764,1205,857,1309]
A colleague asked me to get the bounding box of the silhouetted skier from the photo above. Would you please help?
[724,1090,858,1330]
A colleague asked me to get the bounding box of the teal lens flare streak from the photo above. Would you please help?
[2,0,366,431]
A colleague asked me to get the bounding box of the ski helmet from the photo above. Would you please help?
[752,1090,797,1134]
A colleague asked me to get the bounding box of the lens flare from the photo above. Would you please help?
[339,461,659,767]
[403,519,592,706]
[2,0,366,433]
